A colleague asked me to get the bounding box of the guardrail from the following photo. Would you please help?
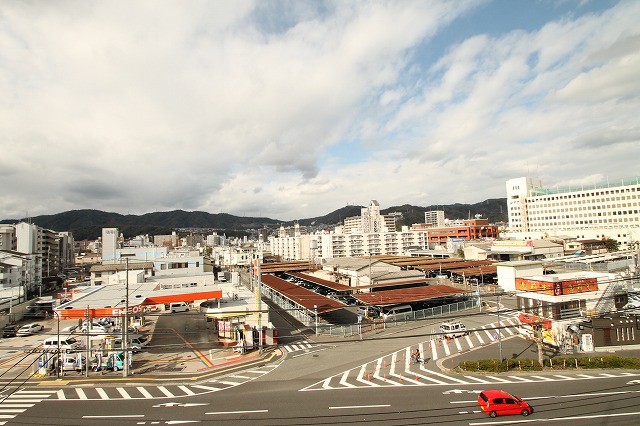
[316,298,479,337]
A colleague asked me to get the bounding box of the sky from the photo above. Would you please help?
[1,0,639,221]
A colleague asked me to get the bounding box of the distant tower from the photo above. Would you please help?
[425,211,445,227]
[101,227,119,261]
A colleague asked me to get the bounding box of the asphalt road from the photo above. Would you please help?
[5,307,640,425]
[11,354,640,425]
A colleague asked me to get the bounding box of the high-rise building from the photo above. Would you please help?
[343,200,396,234]
[101,228,119,261]
[424,210,445,228]
[505,176,640,248]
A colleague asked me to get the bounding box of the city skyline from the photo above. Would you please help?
[1,1,638,221]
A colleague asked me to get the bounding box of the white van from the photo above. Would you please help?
[440,321,467,339]
[169,302,189,313]
[383,304,413,319]
[43,336,83,353]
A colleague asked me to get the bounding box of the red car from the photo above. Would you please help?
[478,390,532,418]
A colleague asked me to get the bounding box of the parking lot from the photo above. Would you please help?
[0,309,228,379]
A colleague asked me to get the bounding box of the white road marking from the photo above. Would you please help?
[329,405,390,410]
[465,334,474,349]
[157,386,175,398]
[116,387,132,399]
[206,410,268,415]
[137,387,154,399]
[442,339,451,356]
[192,384,221,391]
[178,385,196,396]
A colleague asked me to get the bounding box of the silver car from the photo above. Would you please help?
[17,323,44,336]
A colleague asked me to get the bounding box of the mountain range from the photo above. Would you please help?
[0,198,507,241]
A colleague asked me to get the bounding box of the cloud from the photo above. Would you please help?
[0,0,638,222]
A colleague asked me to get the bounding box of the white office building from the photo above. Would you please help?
[505,177,640,248]
[101,227,119,261]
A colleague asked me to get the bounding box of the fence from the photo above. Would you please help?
[316,298,479,337]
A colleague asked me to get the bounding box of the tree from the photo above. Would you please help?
[602,237,620,252]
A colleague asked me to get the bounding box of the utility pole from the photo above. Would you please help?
[85,305,90,377]
[256,256,262,352]
[533,321,545,367]
[55,311,60,379]
[497,295,503,362]
[124,258,129,377]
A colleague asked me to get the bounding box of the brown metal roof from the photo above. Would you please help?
[450,266,498,276]
[260,274,346,314]
[353,284,467,306]
[259,261,312,274]
[289,272,353,292]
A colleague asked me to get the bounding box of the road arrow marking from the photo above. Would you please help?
[443,389,465,394]
[627,380,640,385]
[153,402,209,408]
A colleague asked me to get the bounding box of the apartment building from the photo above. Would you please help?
[505,176,640,248]
[343,200,396,234]
[424,210,445,228]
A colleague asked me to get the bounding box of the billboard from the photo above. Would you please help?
[515,277,598,295]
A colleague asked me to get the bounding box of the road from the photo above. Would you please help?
[3,308,640,425]
[9,359,640,425]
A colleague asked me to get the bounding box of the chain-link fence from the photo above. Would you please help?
[316,298,479,337]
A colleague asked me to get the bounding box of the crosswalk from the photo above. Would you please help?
[282,340,314,353]
[424,314,522,362]
[299,314,640,391]
[49,363,278,400]
[300,356,640,391]
[0,389,57,424]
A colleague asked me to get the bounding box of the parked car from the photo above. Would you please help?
[111,334,149,352]
[478,390,532,418]
[81,320,113,333]
[2,324,19,338]
[80,322,113,334]
[17,323,44,336]
[59,354,87,372]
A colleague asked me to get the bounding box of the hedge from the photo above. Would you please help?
[456,355,640,373]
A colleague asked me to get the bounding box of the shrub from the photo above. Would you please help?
[457,356,640,372]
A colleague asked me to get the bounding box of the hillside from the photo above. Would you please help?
[0,198,507,240]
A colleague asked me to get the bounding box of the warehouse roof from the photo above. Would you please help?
[353,284,467,307]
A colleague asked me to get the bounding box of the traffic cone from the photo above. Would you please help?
[400,373,403,382]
